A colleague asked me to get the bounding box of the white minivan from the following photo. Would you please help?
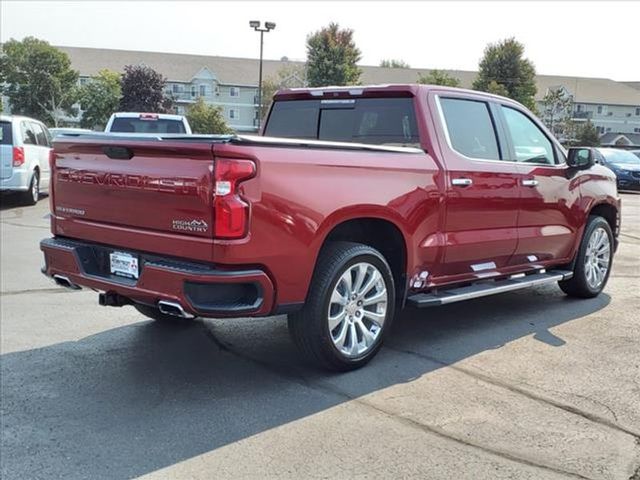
[0,115,52,205]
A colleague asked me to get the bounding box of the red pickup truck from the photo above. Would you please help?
[41,84,620,371]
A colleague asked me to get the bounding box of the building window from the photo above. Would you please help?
[636,107,640,116]
[200,85,206,97]
[172,84,180,94]
[634,128,640,133]
[230,87,240,97]
[597,105,603,114]
[229,109,237,120]
[606,127,611,132]
[79,77,88,86]
[191,86,197,98]
[576,104,582,112]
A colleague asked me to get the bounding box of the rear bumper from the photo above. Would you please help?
[1,167,31,191]
[40,237,275,317]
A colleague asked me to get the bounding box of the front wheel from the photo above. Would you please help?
[288,242,395,371]
[559,216,613,298]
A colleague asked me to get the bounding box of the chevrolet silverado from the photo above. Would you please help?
[41,85,620,371]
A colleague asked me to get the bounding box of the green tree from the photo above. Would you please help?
[120,64,172,112]
[574,120,600,147]
[306,23,361,87]
[0,37,79,126]
[380,59,410,69]
[186,98,232,134]
[484,80,509,97]
[540,87,574,140]
[78,69,121,129]
[472,38,537,110]
[417,69,460,87]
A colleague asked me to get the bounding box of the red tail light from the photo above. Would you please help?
[12,147,25,167]
[213,158,256,239]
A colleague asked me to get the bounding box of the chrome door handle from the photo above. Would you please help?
[451,178,473,187]
[522,179,539,187]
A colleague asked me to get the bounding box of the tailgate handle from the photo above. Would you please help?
[102,146,134,160]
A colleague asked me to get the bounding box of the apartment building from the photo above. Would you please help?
[4,46,639,143]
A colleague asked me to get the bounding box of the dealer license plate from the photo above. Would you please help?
[109,251,139,279]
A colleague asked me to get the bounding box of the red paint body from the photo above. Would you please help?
[41,85,620,317]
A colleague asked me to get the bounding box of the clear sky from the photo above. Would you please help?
[1,1,638,81]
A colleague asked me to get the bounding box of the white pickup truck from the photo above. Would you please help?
[104,112,192,135]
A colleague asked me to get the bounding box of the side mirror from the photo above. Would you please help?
[567,147,595,169]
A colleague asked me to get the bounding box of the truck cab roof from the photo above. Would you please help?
[274,83,525,108]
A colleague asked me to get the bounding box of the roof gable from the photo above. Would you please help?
[192,67,217,81]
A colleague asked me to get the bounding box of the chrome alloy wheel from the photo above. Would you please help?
[31,173,39,203]
[327,262,388,358]
[584,226,611,289]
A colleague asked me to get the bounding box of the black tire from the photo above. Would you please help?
[134,303,193,324]
[559,216,614,298]
[20,170,39,206]
[288,241,396,371]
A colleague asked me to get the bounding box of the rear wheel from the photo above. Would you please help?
[20,170,39,206]
[559,216,613,298]
[288,242,395,371]
[134,304,193,324]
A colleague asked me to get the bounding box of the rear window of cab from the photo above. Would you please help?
[110,118,186,134]
[265,97,420,147]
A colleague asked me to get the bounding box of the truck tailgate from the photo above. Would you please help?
[51,137,217,260]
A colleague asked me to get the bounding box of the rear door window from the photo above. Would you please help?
[265,97,420,146]
[439,97,501,160]
[0,122,12,145]
[21,122,37,145]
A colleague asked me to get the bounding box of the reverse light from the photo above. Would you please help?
[12,147,25,167]
[213,158,256,239]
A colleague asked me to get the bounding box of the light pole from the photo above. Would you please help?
[249,20,276,130]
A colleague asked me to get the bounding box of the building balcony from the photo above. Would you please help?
[572,111,593,120]
[167,91,220,103]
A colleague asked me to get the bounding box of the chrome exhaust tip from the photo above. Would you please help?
[157,300,195,319]
[53,274,81,290]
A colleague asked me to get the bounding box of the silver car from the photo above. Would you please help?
[0,115,52,205]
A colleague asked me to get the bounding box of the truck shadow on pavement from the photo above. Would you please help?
[1,285,610,479]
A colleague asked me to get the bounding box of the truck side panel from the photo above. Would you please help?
[211,142,442,305]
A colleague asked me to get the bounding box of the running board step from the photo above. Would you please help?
[407,270,573,308]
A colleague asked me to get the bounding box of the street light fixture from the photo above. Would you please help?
[249,20,276,130]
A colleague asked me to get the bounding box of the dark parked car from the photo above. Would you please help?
[593,148,640,191]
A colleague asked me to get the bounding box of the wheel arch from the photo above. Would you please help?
[588,202,618,241]
[312,211,410,305]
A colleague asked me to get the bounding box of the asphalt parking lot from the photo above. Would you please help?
[1,193,639,480]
